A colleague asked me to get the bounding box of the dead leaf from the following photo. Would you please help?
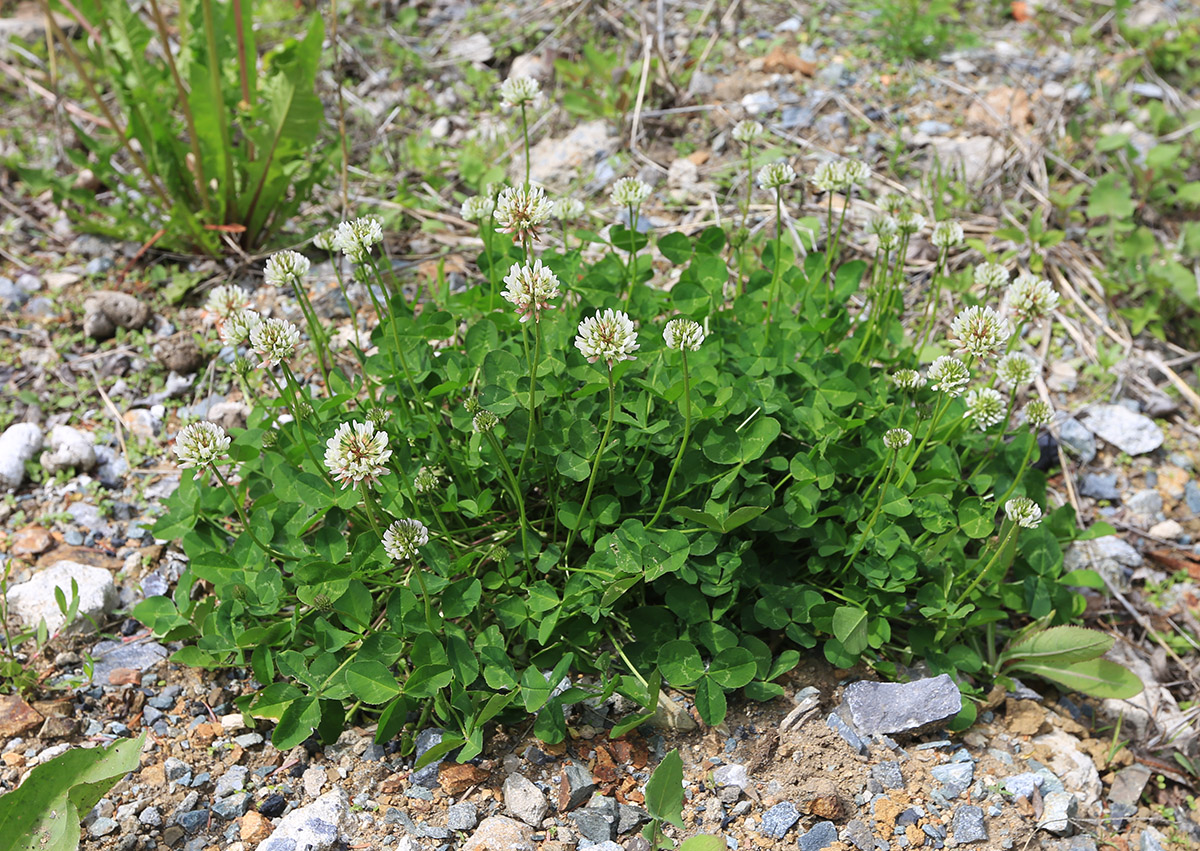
[763,45,816,77]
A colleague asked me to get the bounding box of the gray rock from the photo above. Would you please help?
[302,766,326,798]
[1108,801,1137,831]
[1126,489,1163,518]
[826,712,868,755]
[528,121,616,189]
[40,425,97,474]
[712,763,749,791]
[0,423,43,491]
[1046,838,1098,851]
[1062,536,1142,591]
[798,820,838,851]
[1139,826,1167,851]
[1082,405,1164,455]
[1129,82,1165,99]
[214,765,249,798]
[931,761,974,798]
[447,802,478,831]
[89,817,119,837]
[1058,418,1097,463]
[871,761,904,790]
[1003,773,1043,800]
[561,762,597,810]
[139,806,162,827]
[83,291,152,340]
[258,789,350,851]
[89,639,168,684]
[841,819,874,851]
[5,560,118,635]
[569,807,615,843]
[234,732,263,748]
[817,63,846,86]
[1079,473,1120,501]
[917,120,954,135]
[616,802,648,835]
[503,774,548,827]
[780,106,815,130]
[1038,791,1078,836]
[86,256,114,275]
[411,728,448,788]
[177,809,209,833]
[840,674,962,736]
[1187,480,1200,514]
[212,792,252,820]
[759,801,799,839]
[165,757,192,784]
[0,277,28,310]
[952,805,987,843]
[463,816,534,851]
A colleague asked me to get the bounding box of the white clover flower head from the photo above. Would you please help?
[173,422,230,469]
[1025,399,1054,428]
[812,161,845,193]
[1005,496,1042,529]
[896,210,926,235]
[964,387,1006,430]
[948,305,1011,358]
[499,75,540,109]
[461,195,496,222]
[757,161,796,190]
[931,220,965,249]
[383,518,429,561]
[610,177,652,208]
[663,318,706,352]
[413,466,443,495]
[334,217,384,263]
[868,214,899,239]
[1006,273,1060,324]
[553,197,586,221]
[879,193,905,215]
[575,308,639,368]
[883,428,912,450]
[205,284,250,323]
[997,352,1037,389]
[324,420,392,489]
[219,308,261,346]
[842,160,870,188]
[878,232,900,251]
[502,260,560,323]
[927,356,971,397]
[472,409,498,433]
[312,228,338,252]
[974,262,1010,291]
[264,250,311,289]
[494,184,553,242]
[249,317,300,368]
[891,369,926,391]
[731,119,764,144]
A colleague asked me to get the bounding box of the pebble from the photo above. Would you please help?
[213,793,252,820]
[931,761,974,798]
[1082,405,1164,456]
[5,560,118,636]
[234,732,264,747]
[1108,801,1137,831]
[89,639,168,685]
[89,816,119,837]
[410,728,448,788]
[840,674,961,736]
[0,277,27,309]
[82,290,151,340]
[503,773,548,827]
[871,761,904,790]
[799,821,839,851]
[215,765,249,798]
[139,806,162,826]
[302,766,326,797]
[165,757,193,785]
[1038,792,1078,836]
[447,802,478,831]
[0,423,43,491]
[463,816,534,851]
[759,801,799,839]
[1129,82,1165,99]
[1185,481,1200,514]
[257,789,349,851]
[826,712,868,755]
[1125,488,1163,518]
[952,806,987,843]
[177,809,209,834]
[1078,473,1119,501]
[1004,773,1042,800]
[39,425,96,474]
[841,819,874,851]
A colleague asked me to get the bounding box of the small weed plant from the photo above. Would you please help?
[137,81,1139,758]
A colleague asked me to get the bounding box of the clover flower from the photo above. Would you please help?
[575,308,639,368]
[1005,496,1042,529]
[663,318,706,352]
[173,422,230,469]
[495,184,553,242]
[883,428,912,450]
[472,409,498,433]
[414,466,443,495]
[964,387,1006,430]
[891,368,926,391]
[974,262,1010,291]
[812,161,844,193]
[383,518,429,561]
[896,210,926,235]
[312,228,338,252]
[1006,274,1060,324]
[324,420,392,489]
[997,352,1037,389]
[1025,399,1054,428]
[499,75,540,108]
[334,217,384,263]
[553,197,586,220]
[842,160,870,188]
[757,161,796,190]
[610,177,652,208]
[502,260,560,323]
[731,120,764,144]
[930,220,964,249]
[948,305,1010,358]
[205,285,250,323]
[249,317,300,368]
[928,356,971,396]
[264,250,311,289]
[219,308,261,346]
[461,195,496,222]
[868,214,899,239]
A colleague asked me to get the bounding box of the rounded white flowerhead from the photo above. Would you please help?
[219,308,262,346]
[964,387,1006,430]
[842,160,870,188]
[1005,496,1042,529]
[312,228,338,252]
[502,259,560,323]
[610,177,652,208]
[495,184,553,242]
[499,75,540,109]
[812,161,845,193]
[663,318,706,352]
[868,214,899,239]
[930,220,965,249]
[383,518,429,561]
[205,284,250,323]
[891,368,927,391]
[896,210,926,235]
[249,317,300,368]
[553,197,586,221]
[1006,273,1059,324]
[264,250,311,289]
[948,305,1011,358]
[731,119,764,144]
[757,161,796,190]
[334,217,384,263]
[974,262,1010,291]
[883,428,912,450]
[413,466,443,495]
[575,308,639,368]
[324,420,392,489]
[472,409,498,433]
[1024,399,1054,428]
[173,422,230,469]
[461,195,496,222]
[997,352,1037,389]
[927,356,971,397]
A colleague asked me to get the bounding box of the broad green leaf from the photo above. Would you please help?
[273,696,322,750]
[707,648,757,689]
[832,606,869,656]
[658,640,704,686]
[643,749,685,828]
[1007,659,1143,699]
[681,836,727,851]
[1002,626,1113,666]
[694,677,728,725]
[346,660,402,705]
[957,497,994,539]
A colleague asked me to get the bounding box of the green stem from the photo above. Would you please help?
[483,430,530,567]
[211,465,289,560]
[994,434,1038,508]
[766,187,784,328]
[647,350,692,528]
[953,524,1018,609]
[897,392,953,488]
[565,370,616,559]
[915,248,949,355]
[623,205,638,311]
[844,451,899,570]
[520,103,531,190]
[517,319,543,482]
[290,276,332,393]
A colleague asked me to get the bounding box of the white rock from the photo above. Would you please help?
[928,136,1006,184]
[447,33,493,65]
[40,425,97,474]
[1082,405,1164,456]
[0,423,43,491]
[257,789,350,851]
[527,121,616,188]
[502,773,548,826]
[5,560,118,635]
[1148,519,1184,541]
[1031,729,1102,813]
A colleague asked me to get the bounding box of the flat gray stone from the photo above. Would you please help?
[760,801,799,839]
[840,819,874,851]
[931,761,974,798]
[89,639,168,685]
[560,762,597,811]
[871,761,904,790]
[840,674,962,736]
[1140,826,1167,851]
[951,805,987,843]
[1079,472,1120,501]
[1038,791,1078,837]
[1003,772,1043,800]
[1058,418,1097,463]
[1083,405,1164,455]
[447,802,478,831]
[502,773,547,827]
[826,712,867,755]
[798,820,838,851]
[258,789,349,851]
[1062,536,1142,591]
[568,807,614,843]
